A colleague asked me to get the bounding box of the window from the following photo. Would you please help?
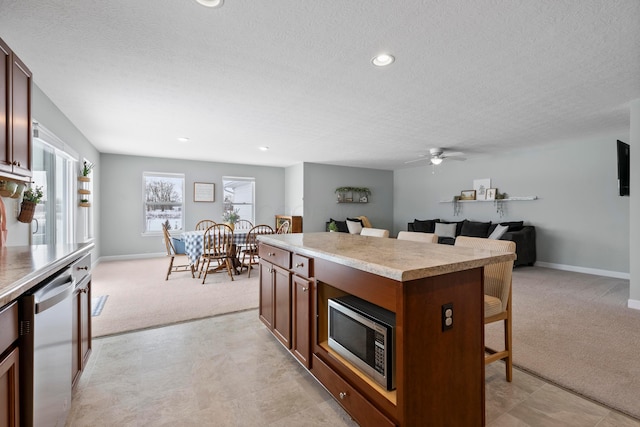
[222,177,255,224]
[31,123,77,245]
[143,172,185,234]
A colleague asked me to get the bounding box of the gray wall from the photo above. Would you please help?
[302,163,394,232]
[394,132,630,276]
[99,154,284,257]
[4,84,101,259]
[630,100,640,305]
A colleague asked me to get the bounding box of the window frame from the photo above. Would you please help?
[142,171,185,236]
[222,176,255,225]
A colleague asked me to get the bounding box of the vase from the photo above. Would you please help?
[225,222,234,231]
[18,201,37,223]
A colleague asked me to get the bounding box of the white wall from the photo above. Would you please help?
[302,163,394,232]
[394,133,630,276]
[99,154,284,257]
[285,163,304,217]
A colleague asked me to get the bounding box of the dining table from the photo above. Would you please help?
[180,229,251,274]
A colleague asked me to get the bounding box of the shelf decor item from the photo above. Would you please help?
[81,161,94,177]
[460,190,476,201]
[18,185,43,223]
[335,186,371,203]
[222,208,240,230]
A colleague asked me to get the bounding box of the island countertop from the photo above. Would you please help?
[0,242,95,307]
[258,232,516,281]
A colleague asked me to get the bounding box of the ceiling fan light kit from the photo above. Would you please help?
[405,147,466,166]
[196,0,224,8]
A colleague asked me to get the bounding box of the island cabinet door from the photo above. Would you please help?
[0,346,20,427]
[258,259,274,329]
[292,275,312,368]
[272,264,292,348]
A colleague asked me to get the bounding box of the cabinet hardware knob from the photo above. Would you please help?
[77,266,89,270]
[295,263,303,268]
[302,287,308,292]
[339,392,347,400]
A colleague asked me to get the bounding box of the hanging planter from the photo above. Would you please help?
[18,185,43,223]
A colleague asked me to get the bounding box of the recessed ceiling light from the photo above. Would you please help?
[196,0,224,7]
[177,137,190,143]
[259,146,269,151]
[372,53,395,67]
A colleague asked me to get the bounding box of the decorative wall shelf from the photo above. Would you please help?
[440,196,538,217]
[78,176,92,207]
[439,196,537,203]
[335,186,371,204]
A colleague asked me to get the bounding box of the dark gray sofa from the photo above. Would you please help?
[408,219,536,267]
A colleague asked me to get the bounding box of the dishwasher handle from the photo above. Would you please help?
[34,269,75,314]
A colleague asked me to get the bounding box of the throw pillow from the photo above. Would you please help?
[346,219,363,234]
[434,222,456,239]
[171,237,186,254]
[501,221,524,232]
[460,220,492,238]
[329,218,348,233]
[488,224,509,240]
[413,218,439,233]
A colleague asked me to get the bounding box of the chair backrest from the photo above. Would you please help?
[360,227,389,238]
[203,223,234,255]
[235,219,254,231]
[397,231,438,243]
[162,223,176,256]
[195,219,216,231]
[245,224,275,246]
[276,220,290,234]
[454,236,516,312]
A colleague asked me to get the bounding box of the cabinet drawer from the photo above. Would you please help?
[311,354,396,427]
[0,302,18,352]
[259,244,290,269]
[71,253,91,283]
[292,254,312,278]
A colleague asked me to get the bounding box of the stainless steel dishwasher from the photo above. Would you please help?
[20,266,75,427]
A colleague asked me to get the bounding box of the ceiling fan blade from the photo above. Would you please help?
[404,157,428,164]
[442,151,465,157]
[447,156,467,161]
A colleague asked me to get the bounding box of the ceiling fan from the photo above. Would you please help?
[405,148,466,165]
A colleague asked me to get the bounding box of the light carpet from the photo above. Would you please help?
[486,266,640,420]
[91,257,259,337]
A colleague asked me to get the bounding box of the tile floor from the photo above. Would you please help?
[66,310,640,426]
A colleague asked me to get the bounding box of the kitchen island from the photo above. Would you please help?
[257,232,516,427]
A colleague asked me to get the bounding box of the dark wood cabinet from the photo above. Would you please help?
[0,37,32,180]
[292,275,312,368]
[72,278,91,388]
[275,215,302,233]
[0,302,19,427]
[258,245,292,348]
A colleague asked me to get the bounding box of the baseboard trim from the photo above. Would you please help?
[535,261,630,280]
[628,299,640,310]
[98,252,165,263]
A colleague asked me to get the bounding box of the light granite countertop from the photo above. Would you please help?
[0,242,94,308]
[258,232,516,281]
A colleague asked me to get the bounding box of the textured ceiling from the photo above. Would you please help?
[1,0,639,170]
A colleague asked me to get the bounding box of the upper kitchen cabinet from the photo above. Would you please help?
[0,37,32,181]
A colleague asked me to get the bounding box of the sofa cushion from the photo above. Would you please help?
[329,218,349,233]
[413,218,439,233]
[460,220,492,238]
[488,224,509,240]
[346,219,363,234]
[502,221,524,232]
[439,220,465,236]
[434,222,457,238]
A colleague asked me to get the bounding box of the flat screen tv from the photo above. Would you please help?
[617,140,630,196]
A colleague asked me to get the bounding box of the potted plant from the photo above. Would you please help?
[221,208,240,230]
[18,185,43,223]
[328,221,338,232]
[79,161,94,181]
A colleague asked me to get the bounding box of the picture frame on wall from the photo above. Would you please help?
[194,182,215,202]
[485,188,497,201]
[460,190,476,200]
[473,178,491,200]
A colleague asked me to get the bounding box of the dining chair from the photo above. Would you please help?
[454,236,516,381]
[276,220,290,234]
[241,224,275,277]
[397,231,438,243]
[162,224,194,280]
[360,227,389,238]
[234,219,254,231]
[195,219,216,231]
[199,224,235,283]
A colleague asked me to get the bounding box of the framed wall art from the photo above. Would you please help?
[460,190,476,200]
[194,182,215,202]
[485,188,497,201]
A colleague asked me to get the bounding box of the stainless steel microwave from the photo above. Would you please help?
[328,295,396,390]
